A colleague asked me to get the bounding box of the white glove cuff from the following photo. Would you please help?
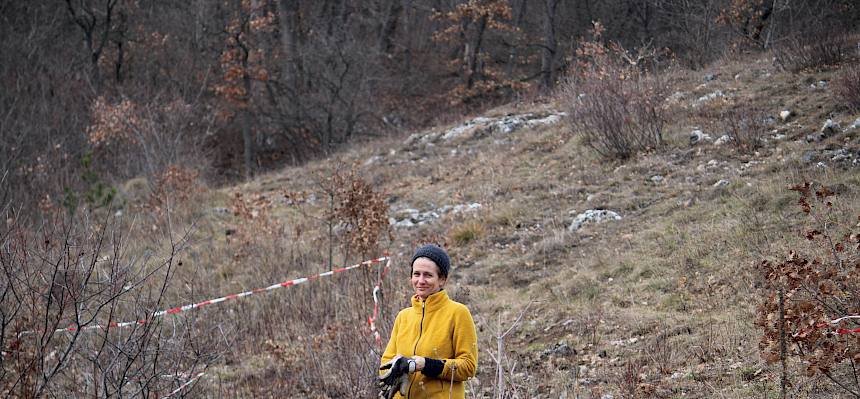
[412,356,425,371]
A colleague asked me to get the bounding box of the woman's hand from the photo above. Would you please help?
[378,355,417,398]
[378,355,433,398]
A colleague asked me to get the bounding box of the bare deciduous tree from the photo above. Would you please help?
[540,0,560,92]
[1,211,217,397]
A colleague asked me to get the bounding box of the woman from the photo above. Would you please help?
[378,244,478,399]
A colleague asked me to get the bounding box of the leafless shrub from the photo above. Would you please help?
[774,31,849,73]
[719,106,770,153]
[197,240,390,397]
[181,167,394,397]
[469,303,534,399]
[647,334,679,376]
[562,23,669,160]
[833,63,860,112]
[86,95,212,184]
[653,0,729,69]
[563,74,667,160]
[618,358,644,399]
[0,210,215,397]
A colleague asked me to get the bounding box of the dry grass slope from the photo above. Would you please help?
[190,51,859,398]
[6,50,860,398]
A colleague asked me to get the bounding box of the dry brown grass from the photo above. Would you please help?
[833,62,860,112]
[203,80,855,395]
[9,49,860,398]
[448,219,486,246]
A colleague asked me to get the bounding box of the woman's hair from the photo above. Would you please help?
[410,244,450,278]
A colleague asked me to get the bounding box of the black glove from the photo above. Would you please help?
[378,355,416,399]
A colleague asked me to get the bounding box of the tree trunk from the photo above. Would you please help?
[322,0,346,36]
[241,0,259,178]
[112,10,127,84]
[540,0,559,92]
[242,56,254,179]
[743,0,774,46]
[194,0,205,50]
[466,14,488,89]
[114,40,123,83]
[506,0,528,79]
[378,0,403,53]
[278,0,305,94]
[65,0,120,92]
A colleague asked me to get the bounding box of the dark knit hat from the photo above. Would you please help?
[411,244,450,278]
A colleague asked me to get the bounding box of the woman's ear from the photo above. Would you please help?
[439,276,448,288]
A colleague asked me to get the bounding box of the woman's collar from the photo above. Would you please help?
[412,289,448,309]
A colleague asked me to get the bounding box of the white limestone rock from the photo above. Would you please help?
[569,209,622,232]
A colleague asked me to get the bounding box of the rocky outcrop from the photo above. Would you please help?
[569,209,622,232]
[689,130,712,146]
[692,90,724,106]
[389,203,483,228]
[806,119,841,142]
[404,112,566,148]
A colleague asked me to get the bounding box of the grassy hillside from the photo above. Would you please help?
[203,53,860,398]
[151,51,858,398]
[5,52,859,398]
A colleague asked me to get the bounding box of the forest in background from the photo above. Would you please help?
[3,1,860,397]
[1,0,858,215]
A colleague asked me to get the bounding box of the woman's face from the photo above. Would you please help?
[411,257,447,300]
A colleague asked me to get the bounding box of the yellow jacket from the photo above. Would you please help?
[381,290,478,398]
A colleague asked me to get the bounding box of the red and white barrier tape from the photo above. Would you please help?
[830,315,860,325]
[162,371,206,399]
[368,257,391,347]
[159,255,393,397]
[794,315,860,337]
[19,256,389,337]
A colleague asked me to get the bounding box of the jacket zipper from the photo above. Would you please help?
[408,300,426,399]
